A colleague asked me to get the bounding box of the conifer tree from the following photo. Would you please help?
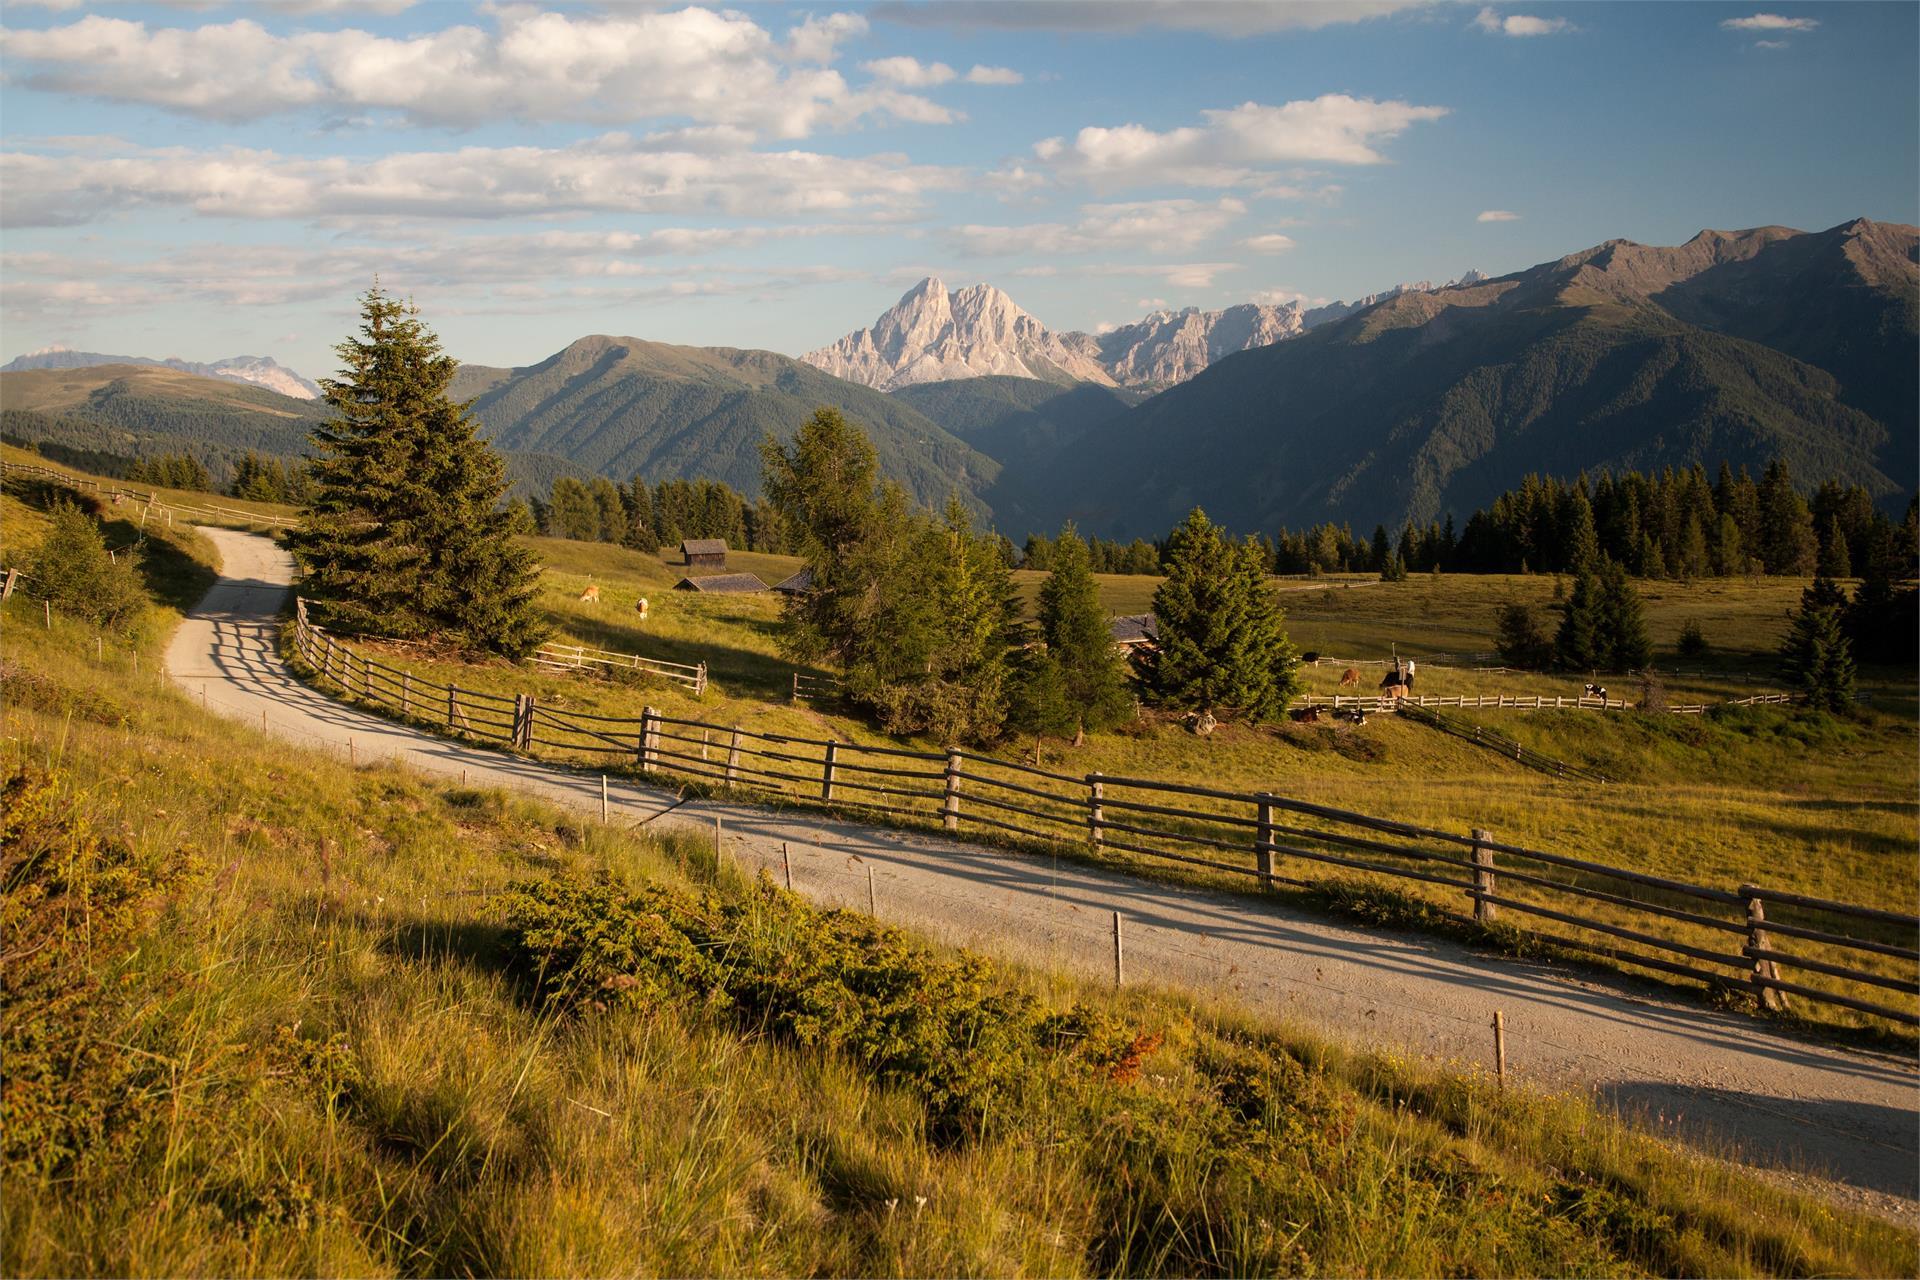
[1138,509,1300,722]
[1597,559,1652,670]
[1555,567,1603,670]
[29,502,145,630]
[1780,579,1857,711]
[291,285,545,657]
[1016,526,1133,746]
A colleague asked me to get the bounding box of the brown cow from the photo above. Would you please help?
[1338,667,1361,687]
[579,584,600,604]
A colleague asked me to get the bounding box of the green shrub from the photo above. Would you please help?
[1,769,187,1179]
[1677,618,1709,658]
[25,502,147,631]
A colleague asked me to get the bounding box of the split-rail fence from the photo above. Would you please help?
[292,598,1918,1030]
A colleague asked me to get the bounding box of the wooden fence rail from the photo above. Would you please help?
[532,641,707,694]
[3,459,299,529]
[291,598,1919,1030]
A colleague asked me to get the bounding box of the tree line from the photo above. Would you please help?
[523,475,795,554]
[1269,462,1918,581]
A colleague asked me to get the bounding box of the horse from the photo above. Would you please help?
[1339,668,1362,687]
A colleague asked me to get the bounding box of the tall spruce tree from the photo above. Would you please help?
[1597,559,1653,670]
[1016,526,1134,746]
[1138,508,1301,722]
[1555,567,1604,670]
[1780,579,1857,711]
[291,286,545,657]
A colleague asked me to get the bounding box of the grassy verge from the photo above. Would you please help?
[4,570,1916,1276]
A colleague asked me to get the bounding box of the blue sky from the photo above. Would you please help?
[2,1,1914,380]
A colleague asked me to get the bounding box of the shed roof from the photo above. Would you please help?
[1109,613,1158,645]
[680,538,729,556]
[674,573,768,594]
[772,566,814,594]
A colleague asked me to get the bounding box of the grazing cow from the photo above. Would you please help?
[1345,708,1368,725]
[579,584,601,604]
[1583,682,1607,702]
[1292,705,1327,724]
[1339,668,1362,687]
[1381,682,1409,700]
[634,596,649,619]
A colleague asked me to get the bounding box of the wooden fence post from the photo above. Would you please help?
[943,750,962,831]
[821,742,838,802]
[1256,794,1277,886]
[1741,885,1787,1011]
[447,685,458,730]
[1471,829,1497,923]
[726,728,742,785]
[517,694,536,751]
[696,662,707,696]
[791,672,800,704]
[402,671,412,716]
[323,634,336,681]
[640,706,658,773]
[2,568,16,600]
[1112,911,1125,987]
[1088,773,1104,846]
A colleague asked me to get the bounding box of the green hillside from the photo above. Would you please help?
[464,336,1001,513]
[1041,219,1915,540]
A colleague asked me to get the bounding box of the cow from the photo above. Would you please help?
[579,584,601,604]
[634,596,650,619]
[1339,668,1362,687]
[1583,682,1607,703]
[1381,682,1410,700]
[1293,705,1328,724]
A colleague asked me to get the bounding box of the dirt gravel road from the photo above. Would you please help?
[167,528,1920,1219]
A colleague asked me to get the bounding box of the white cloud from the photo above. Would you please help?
[1037,95,1449,189]
[862,55,955,86]
[872,1,1435,37]
[0,8,945,137]
[0,134,968,227]
[1098,262,1239,289]
[1476,209,1520,222]
[1135,297,1169,309]
[963,64,1022,84]
[1472,8,1573,37]
[951,197,1247,256]
[1721,13,1818,31]
[1241,233,1297,252]
[1250,287,1326,307]
[1752,39,1790,48]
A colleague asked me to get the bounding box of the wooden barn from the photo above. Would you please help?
[1109,614,1158,652]
[772,566,814,595]
[674,573,768,594]
[680,538,729,571]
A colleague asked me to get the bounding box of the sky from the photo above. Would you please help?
[2,1,1916,380]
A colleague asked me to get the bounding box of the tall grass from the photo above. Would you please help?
[2,502,1916,1277]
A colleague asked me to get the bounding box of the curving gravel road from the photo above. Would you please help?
[167,528,1919,1220]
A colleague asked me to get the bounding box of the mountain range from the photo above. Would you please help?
[0,346,322,400]
[801,275,1486,393]
[2,219,1910,539]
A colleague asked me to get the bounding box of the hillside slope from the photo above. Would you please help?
[463,335,1001,511]
[1038,219,1916,539]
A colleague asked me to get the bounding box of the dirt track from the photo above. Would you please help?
[167,528,1920,1219]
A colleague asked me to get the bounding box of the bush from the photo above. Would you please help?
[1677,619,1708,658]
[25,502,147,631]
[1,769,186,1179]
[1495,602,1554,669]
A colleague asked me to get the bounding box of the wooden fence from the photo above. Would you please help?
[2,459,299,529]
[791,670,844,704]
[292,600,1918,1030]
[1395,704,1610,785]
[533,641,707,694]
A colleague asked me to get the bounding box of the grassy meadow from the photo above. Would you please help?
[3,488,1917,1278]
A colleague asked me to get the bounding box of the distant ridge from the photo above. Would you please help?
[0,346,321,399]
[803,276,1483,393]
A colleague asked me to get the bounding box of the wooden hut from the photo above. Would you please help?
[674,573,768,594]
[772,566,814,595]
[680,538,729,571]
[1109,613,1158,652]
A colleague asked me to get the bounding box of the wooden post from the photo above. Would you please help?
[1088,773,1104,846]
[324,634,336,681]
[701,728,710,761]
[782,842,793,891]
[1112,911,1125,987]
[1255,793,1277,886]
[866,864,876,914]
[2,568,17,600]
[44,599,51,629]
[821,742,838,802]
[696,662,707,696]
[447,685,457,730]
[943,750,962,831]
[726,728,742,785]
[1742,885,1787,1011]
[1493,1011,1507,1088]
[714,817,724,869]
[362,655,372,700]
[601,775,609,823]
[1471,829,1497,923]
[639,706,658,773]
[791,672,800,704]
[402,671,412,716]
